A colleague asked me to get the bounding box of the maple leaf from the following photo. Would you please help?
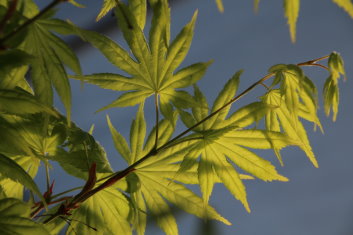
[107,104,230,235]
[176,71,297,212]
[0,198,49,234]
[0,1,81,122]
[71,0,209,118]
[261,89,319,167]
[323,52,346,121]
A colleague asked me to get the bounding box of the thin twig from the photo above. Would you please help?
[0,0,63,46]
[50,186,81,200]
[260,82,270,90]
[300,63,329,71]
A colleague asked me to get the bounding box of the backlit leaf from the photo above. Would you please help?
[0,198,49,235]
[0,154,44,204]
[332,0,353,18]
[283,0,300,42]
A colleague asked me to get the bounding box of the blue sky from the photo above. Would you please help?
[35,0,353,234]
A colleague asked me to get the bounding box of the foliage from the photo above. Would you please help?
[0,0,349,234]
[215,0,353,42]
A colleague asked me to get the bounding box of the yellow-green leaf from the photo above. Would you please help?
[283,0,300,42]
[332,0,353,18]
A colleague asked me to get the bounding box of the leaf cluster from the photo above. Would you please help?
[0,0,348,235]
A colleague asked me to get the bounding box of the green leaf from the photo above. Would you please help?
[322,52,345,121]
[98,90,153,111]
[208,144,250,212]
[21,20,78,122]
[323,76,339,121]
[0,117,34,156]
[214,141,287,183]
[115,2,151,77]
[107,115,131,162]
[0,89,58,116]
[262,89,318,167]
[108,107,228,234]
[221,102,272,129]
[73,1,204,114]
[0,154,45,204]
[254,0,261,12]
[96,0,117,21]
[128,0,147,30]
[67,0,85,8]
[192,85,209,128]
[0,198,49,235]
[328,52,346,80]
[177,80,292,212]
[48,121,113,179]
[283,0,300,42]
[215,0,224,12]
[299,76,323,131]
[73,27,140,76]
[160,11,198,87]
[207,70,241,129]
[71,73,150,91]
[332,0,353,18]
[0,155,40,199]
[161,61,213,89]
[130,104,146,164]
[66,187,131,235]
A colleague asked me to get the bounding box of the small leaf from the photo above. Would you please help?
[328,52,346,80]
[283,0,300,42]
[323,76,339,121]
[96,0,116,21]
[215,0,224,12]
[0,155,40,199]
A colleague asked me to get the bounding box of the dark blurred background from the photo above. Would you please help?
[35,0,353,234]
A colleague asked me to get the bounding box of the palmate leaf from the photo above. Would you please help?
[65,187,131,235]
[0,154,44,203]
[323,52,346,121]
[48,118,113,180]
[261,89,318,167]
[18,9,81,122]
[177,72,295,211]
[269,64,306,125]
[0,50,33,92]
[0,198,49,235]
[0,0,39,18]
[0,155,40,199]
[107,107,229,235]
[71,0,207,115]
